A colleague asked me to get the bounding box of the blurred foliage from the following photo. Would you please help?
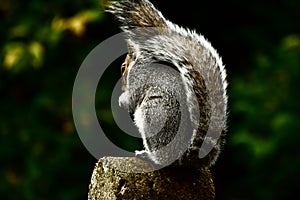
[1,0,299,199]
[220,35,300,200]
[0,0,104,199]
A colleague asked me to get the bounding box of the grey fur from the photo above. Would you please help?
[106,0,228,168]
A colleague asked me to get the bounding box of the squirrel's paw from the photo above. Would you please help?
[135,150,148,157]
[135,150,152,161]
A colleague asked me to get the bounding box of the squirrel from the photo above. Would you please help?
[105,0,228,168]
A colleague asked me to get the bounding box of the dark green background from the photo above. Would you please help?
[1,0,299,199]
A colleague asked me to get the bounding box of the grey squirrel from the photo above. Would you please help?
[105,0,228,168]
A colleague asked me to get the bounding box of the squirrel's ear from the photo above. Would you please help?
[105,0,167,31]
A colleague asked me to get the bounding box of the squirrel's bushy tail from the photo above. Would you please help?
[105,0,167,30]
